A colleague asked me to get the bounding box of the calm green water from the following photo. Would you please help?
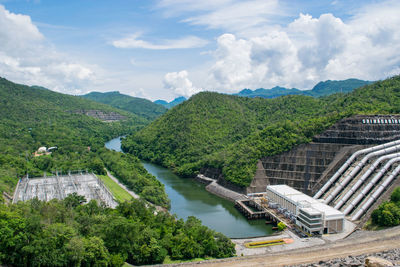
[105,137,273,238]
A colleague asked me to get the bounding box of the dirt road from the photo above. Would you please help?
[181,226,400,267]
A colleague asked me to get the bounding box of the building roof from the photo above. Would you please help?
[267,184,344,219]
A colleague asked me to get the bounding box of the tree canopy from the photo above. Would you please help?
[371,187,400,227]
[0,77,168,207]
[123,76,400,187]
[0,198,235,266]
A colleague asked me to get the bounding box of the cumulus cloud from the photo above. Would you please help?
[112,33,208,50]
[207,1,400,92]
[163,70,202,97]
[0,5,95,93]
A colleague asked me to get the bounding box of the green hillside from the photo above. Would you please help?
[81,91,167,120]
[0,77,235,266]
[308,78,372,97]
[123,76,400,188]
[236,86,304,98]
[0,77,168,207]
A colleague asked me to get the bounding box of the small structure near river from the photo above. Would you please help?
[235,199,268,219]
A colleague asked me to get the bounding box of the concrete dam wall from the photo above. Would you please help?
[247,115,400,195]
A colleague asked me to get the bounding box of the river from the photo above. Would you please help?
[105,137,273,238]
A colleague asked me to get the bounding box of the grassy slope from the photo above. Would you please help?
[97,174,133,202]
[123,76,400,187]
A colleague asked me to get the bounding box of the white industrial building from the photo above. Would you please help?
[266,185,344,235]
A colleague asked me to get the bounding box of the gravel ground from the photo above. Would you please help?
[173,226,400,267]
[291,248,400,267]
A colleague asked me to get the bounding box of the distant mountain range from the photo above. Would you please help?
[81,91,167,121]
[235,79,372,98]
[154,96,187,109]
[153,79,372,107]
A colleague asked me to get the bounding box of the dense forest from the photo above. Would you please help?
[81,91,167,121]
[0,77,237,265]
[0,196,235,266]
[0,77,168,207]
[123,76,400,187]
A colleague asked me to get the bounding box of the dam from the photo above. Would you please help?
[247,115,400,222]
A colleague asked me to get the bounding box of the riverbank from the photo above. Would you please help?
[106,137,275,238]
[106,169,167,213]
[195,174,246,202]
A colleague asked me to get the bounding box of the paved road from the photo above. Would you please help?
[180,226,400,267]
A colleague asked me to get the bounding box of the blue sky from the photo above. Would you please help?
[0,0,399,100]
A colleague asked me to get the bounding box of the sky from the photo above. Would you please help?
[0,0,399,101]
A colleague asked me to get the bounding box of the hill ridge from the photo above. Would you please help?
[81,91,167,120]
[123,76,400,189]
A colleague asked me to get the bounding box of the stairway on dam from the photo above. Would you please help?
[248,143,349,195]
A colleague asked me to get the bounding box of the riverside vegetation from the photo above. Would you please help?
[0,77,236,265]
[123,76,400,188]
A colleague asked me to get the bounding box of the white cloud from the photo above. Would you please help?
[131,88,150,99]
[0,5,95,94]
[209,34,252,91]
[112,33,208,49]
[205,1,400,92]
[163,70,202,97]
[157,0,284,37]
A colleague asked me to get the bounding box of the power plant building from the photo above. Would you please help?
[266,185,344,235]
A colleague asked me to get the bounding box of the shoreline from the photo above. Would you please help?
[195,174,246,202]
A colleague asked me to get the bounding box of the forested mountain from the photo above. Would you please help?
[0,77,236,265]
[308,79,372,97]
[81,91,167,120]
[0,77,169,207]
[154,96,187,108]
[236,86,304,98]
[123,76,400,187]
[235,78,371,98]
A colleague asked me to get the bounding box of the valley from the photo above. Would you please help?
[1,76,400,266]
[2,1,400,266]
[106,137,274,238]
